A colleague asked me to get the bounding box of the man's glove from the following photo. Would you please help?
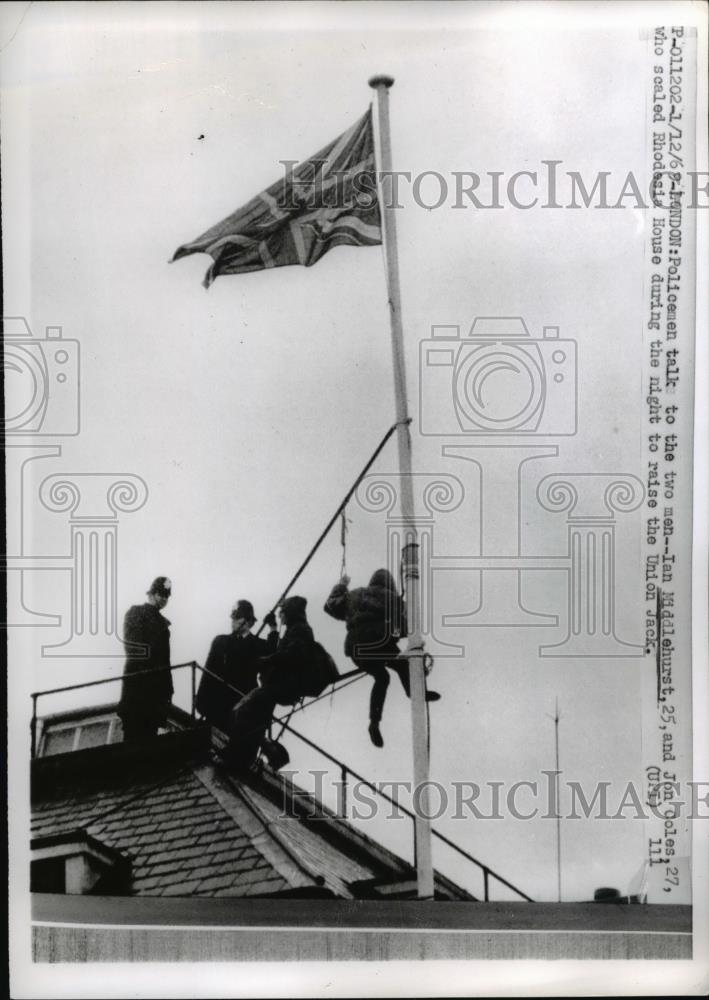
[263,611,277,629]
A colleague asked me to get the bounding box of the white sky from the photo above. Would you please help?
[3,1,706,907]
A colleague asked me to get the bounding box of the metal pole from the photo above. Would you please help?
[31,694,39,759]
[340,765,348,819]
[554,698,562,902]
[191,662,197,720]
[369,74,434,900]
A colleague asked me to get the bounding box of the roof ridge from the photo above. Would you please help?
[228,773,348,894]
[191,762,321,893]
[248,767,476,899]
[255,766,413,875]
[235,777,357,898]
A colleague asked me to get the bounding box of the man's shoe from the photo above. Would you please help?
[261,737,291,770]
[368,721,384,748]
[425,690,441,702]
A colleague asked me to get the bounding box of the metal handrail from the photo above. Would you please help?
[271,708,533,902]
[30,661,199,759]
[29,660,533,902]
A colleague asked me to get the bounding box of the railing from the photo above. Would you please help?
[30,660,533,902]
[30,661,199,759]
[270,705,533,902]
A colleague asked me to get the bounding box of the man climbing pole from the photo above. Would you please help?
[324,568,440,748]
[196,600,279,733]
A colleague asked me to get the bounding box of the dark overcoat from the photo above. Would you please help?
[324,574,406,659]
[258,620,315,704]
[118,603,173,727]
[197,631,277,730]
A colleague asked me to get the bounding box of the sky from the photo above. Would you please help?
[4,1,706,905]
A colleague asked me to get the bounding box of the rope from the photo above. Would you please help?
[273,669,365,723]
[194,664,361,751]
[238,419,406,757]
[259,670,367,760]
[265,670,366,751]
[257,671,367,765]
[272,698,302,743]
[339,509,350,580]
[250,418,408,756]
[255,418,410,636]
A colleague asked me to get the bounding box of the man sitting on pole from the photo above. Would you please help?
[324,568,440,748]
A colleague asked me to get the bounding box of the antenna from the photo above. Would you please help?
[546,697,562,902]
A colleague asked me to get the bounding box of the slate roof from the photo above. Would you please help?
[32,734,290,897]
[31,710,474,901]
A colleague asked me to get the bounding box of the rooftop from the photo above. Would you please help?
[29,702,692,962]
[31,707,473,901]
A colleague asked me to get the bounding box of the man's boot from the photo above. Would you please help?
[368,720,384,748]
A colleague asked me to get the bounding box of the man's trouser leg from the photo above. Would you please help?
[353,657,390,723]
[226,687,277,767]
[389,656,411,697]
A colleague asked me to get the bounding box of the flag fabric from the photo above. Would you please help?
[172,109,381,287]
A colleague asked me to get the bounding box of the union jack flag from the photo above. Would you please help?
[172,109,381,287]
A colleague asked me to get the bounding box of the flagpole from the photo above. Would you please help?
[369,74,434,901]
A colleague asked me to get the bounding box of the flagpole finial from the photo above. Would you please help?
[368,75,395,89]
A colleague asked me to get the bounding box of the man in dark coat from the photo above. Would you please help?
[224,595,314,769]
[118,576,174,742]
[196,600,278,733]
[324,568,440,748]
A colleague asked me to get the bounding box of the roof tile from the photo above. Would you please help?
[150,862,183,877]
[131,875,161,891]
[137,832,163,847]
[32,723,475,902]
[153,869,189,887]
[188,865,221,882]
[209,847,247,865]
[164,845,209,863]
[197,834,248,852]
[162,835,198,852]
[160,826,194,844]
[231,865,277,887]
[193,872,238,893]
